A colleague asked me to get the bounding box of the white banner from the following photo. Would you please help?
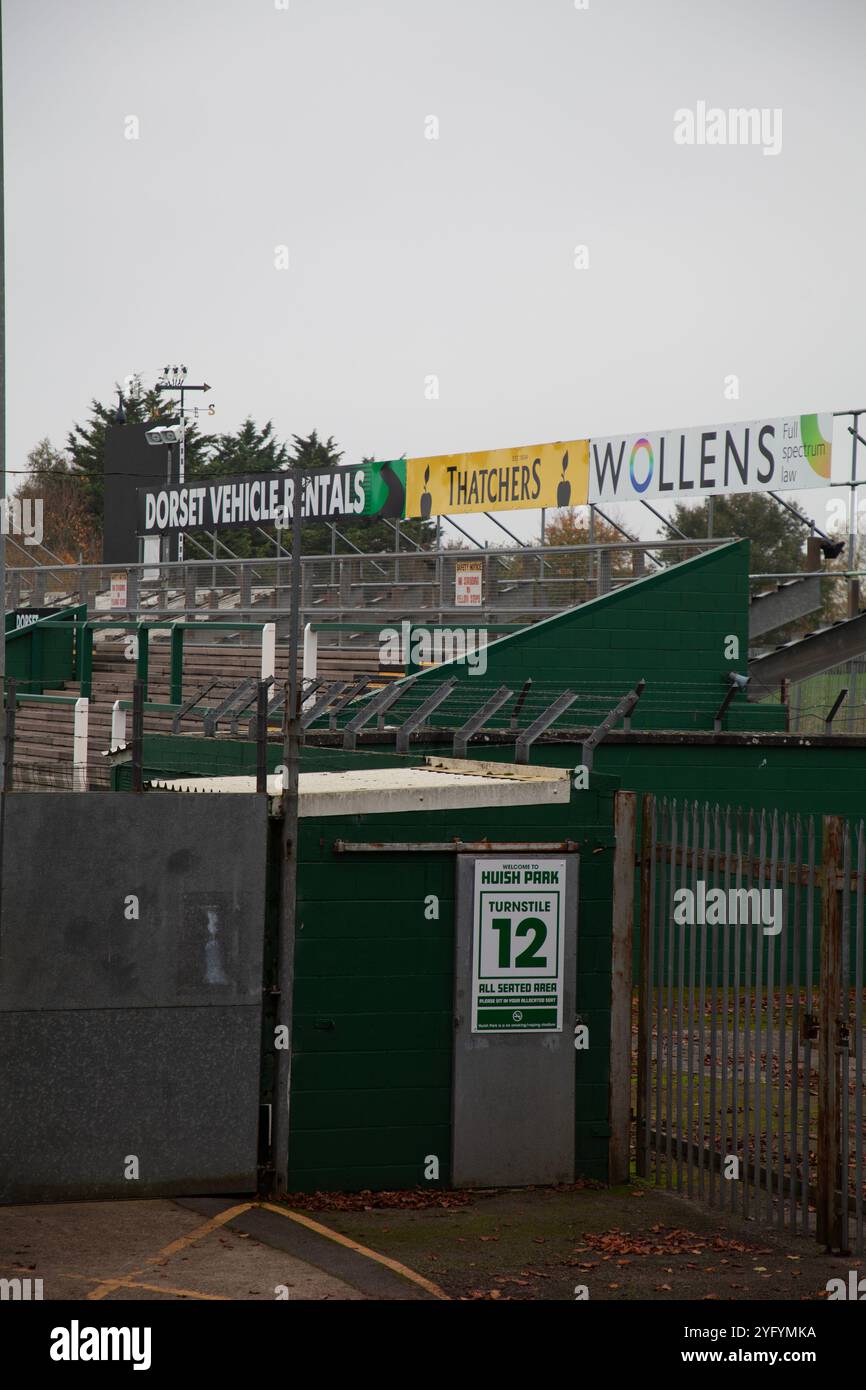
[588,412,832,504]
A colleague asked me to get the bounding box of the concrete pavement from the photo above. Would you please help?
[0,1196,444,1301]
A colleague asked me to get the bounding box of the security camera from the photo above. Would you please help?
[728,671,750,691]
[819,538,845,560]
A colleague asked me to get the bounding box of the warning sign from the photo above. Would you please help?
[471,858,566,1032]
[110,573,128,609]
[455,560,483,607]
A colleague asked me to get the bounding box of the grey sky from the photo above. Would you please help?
[5,0,865,545]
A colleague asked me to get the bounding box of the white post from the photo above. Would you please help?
[73,696,89,792]
[303,622,317,683]
[302,623,317,710]
[261,621,276,684]
[111,699,127,750]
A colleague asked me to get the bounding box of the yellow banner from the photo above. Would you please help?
[405,440,589,519]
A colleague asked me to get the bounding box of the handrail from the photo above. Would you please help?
[3,536,735,576]
[304,621,523,633]
[4,604,87,696]
[5,612,272,703]
[5,604,87,640]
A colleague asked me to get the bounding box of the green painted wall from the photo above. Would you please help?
[283,775,618,1192]
[422,738,866,821]
[5,607,82,696]
[313,541,785,735]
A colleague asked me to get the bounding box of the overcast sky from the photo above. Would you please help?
[4,0,865,544]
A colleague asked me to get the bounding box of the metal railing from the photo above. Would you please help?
[4,538,730,629]
[633,796,865,1255]
[784,657,866,735]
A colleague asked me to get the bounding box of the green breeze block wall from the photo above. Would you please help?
[590,741,866,819]
[285,775,618,1193]
[428,739,866,822]
[391,540,784,734]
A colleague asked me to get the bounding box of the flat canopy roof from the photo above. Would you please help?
[148,757,571,817]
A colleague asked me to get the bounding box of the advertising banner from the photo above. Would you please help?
[588,412,832,504]
[405,439,589,519]
[136,460,407,536]
[471,858,566,1033]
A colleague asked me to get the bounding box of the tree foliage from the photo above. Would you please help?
[27,383,435,563]
[65,374,213,523]
[15,439,102,564]
[660,494,806,576]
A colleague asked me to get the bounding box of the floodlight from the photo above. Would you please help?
[145,425,182,446]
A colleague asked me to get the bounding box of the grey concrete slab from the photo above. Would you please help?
[177,1197,440,1300]
[0,795,269,1203]
[0,1199,366,1301]
[0,1008,262,1202]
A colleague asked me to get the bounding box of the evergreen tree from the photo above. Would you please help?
[192,417,289,480]
[660,493,806,575]
[186,418,290,558]
[66,374,213,524]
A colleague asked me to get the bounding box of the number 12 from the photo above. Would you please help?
[491,916,548,969]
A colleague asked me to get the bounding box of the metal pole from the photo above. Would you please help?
[3,679,14,793]
[131,679,144,793]
[177,416,185,564]
[848,417,860,729]
[0,22,8,957]
[273,459,304,1195]
[849,414,860,618]
[255,680,268,794]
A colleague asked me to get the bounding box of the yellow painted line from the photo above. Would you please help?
[115,1278,230,1300]
[86,1202,254,1300]
[257,1201,450,1301]
[61,1270,228,1301]
[86,1277,127,1301]
[143,1202,253,1264]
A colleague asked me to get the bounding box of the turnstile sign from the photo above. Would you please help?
[471,858,565,1032]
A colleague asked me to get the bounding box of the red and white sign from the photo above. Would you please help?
[455,560,483,608]
[110,572,128,610]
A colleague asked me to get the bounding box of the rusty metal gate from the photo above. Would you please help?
[632,796,865,1255]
